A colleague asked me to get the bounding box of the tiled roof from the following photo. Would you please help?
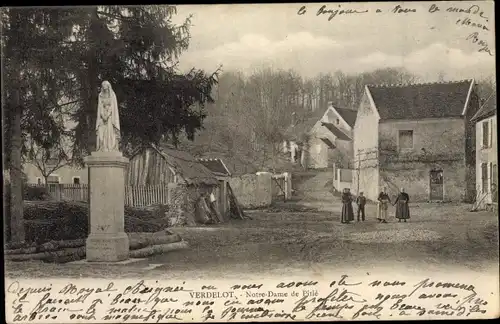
[197,158,232,177]
[367,80,474,120]
[155,145,219,186]
[284,108,326,141]
[335,108,357,127]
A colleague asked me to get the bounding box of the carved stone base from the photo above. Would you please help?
[86,232,129,262]
[84,151,130,262]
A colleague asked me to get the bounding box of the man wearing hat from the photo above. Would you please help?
[356,191,367,222]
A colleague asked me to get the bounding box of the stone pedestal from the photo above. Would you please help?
[84,151,130,262]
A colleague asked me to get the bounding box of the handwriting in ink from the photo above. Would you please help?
[224,298,241,307]
[456,17,490,31]
[231,283,263,290]
[330,275,362,287]
[446,5,489,20]
[277,280,318,288]
[466,32,494,56]
[434,302,467,316]
[247,298,284,305]
[306,302,354,319]
[316,5,369,21]
[201,285,217,290]
[409,278,476,297]
[418,292,458,299]
[390,298,427,315]
[352,303,383,320]
[7,281,53,299]
[103,308,187,322]
[368,280,406,287]
[29,293,83,317]
[392,5,417,14]
[202,305,215,322]
[122,280,190,295]
[59,282,117,298]
[221,305,296,321]
[293,287,366,315]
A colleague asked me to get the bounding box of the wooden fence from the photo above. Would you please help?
[271,172,292,201]
[28,183,89,202]
[26,183,172,207]
[124,185,171,207]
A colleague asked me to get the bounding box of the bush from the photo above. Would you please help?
[24,185,51,201]
[21,201,171,244]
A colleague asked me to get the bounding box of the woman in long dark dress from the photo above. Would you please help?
[341,188,355,224]
[394,188,410,222]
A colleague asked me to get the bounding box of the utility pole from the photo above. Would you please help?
[356,149,361,195]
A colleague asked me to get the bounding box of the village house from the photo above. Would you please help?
[472,102,497,209]
[284,102,356,169]
[24,162,87,185]
[353,79,480,202]
[23,103,86,187]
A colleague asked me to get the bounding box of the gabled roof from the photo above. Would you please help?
[367,80,475,120]
[320,137,336,149]
[321,122,352,141]
[197,158,232,177]
[132,144,218,186]
[471,103,497,122]
[334,108,357,127]
[157,146,218,185]
[284,108,326,141]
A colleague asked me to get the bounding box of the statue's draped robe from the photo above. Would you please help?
[96,89,120,152]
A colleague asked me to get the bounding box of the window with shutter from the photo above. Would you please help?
[492,163,498,203]
[489,119,493,148]
[398,130,414,150]
[482,121,490,148]
[47,175,60,184]
[481,163,488,193]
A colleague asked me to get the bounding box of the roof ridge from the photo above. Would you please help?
[368,79,473,88]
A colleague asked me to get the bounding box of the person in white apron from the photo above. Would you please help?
[377,187,391,223]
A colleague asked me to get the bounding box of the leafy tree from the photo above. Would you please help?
[55,6,220,160]
[2,8,75,243]
[2,6,219,243]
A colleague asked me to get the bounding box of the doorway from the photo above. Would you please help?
[429,169,444,201]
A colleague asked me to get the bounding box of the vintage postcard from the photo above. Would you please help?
[3,1,498,322]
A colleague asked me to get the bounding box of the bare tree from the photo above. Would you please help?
[23,135,73,188]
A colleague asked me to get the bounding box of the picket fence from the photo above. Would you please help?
[27,183,171,207]
[124,185,171,207]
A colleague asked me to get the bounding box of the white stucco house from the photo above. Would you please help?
[472,102,497,209]
[283,102,356,169]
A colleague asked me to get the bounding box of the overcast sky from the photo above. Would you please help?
[173,1,495,82]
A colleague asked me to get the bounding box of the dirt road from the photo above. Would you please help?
[5,202,498,280]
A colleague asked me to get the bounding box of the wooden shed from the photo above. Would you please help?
[126,145,227,225]
[197,158,232,220]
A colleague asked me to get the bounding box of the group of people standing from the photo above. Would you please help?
[340,187,410,224]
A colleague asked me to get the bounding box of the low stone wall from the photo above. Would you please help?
[168,183,214,226]
[229,172,272,209]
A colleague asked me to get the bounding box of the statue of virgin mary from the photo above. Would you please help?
[96,81,121,152]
